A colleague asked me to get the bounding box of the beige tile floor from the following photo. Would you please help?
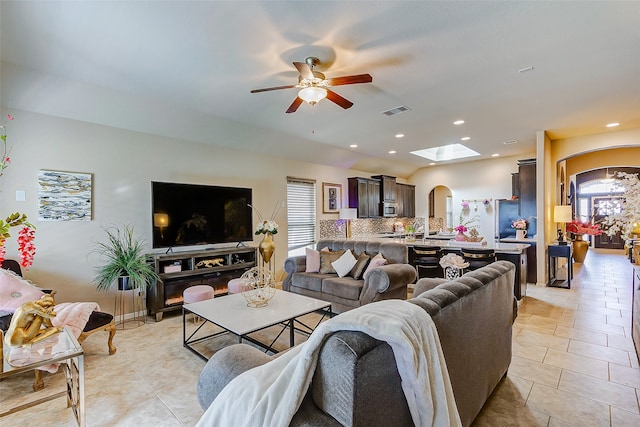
[1,249,639,426]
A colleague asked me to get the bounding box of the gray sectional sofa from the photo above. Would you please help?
[197,260,517,427]
[283,239,417,314]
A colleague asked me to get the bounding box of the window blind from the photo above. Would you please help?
[287,177,316,249]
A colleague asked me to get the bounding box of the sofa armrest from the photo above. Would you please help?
[282,255,307,291]
[284,255,306,274]
[197,344,273,411]
[359,264,416,305]
[413,278,448,297]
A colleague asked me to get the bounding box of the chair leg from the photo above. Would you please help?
[106,320,117,355]
[78,319,117,355]
[33,370,44,391]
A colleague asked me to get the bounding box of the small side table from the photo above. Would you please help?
[1,327,85,426]
[548,243,573,289]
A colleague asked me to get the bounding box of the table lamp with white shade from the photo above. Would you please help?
[553,205,573,245]
[339,208,358,239]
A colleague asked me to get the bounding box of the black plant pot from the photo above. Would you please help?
[117,276,132,291]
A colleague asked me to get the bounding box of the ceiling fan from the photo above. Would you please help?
[250,57,373,113]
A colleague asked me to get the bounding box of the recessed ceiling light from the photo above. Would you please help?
[453,120,465,125]
[491,153,500,157]
[606,122,620,128]
[350,144,358,148]
[395,133,405,138]
[410,143,480,161]
[460,136,471,141]
[518,66,534,73]
[429,162,436,166]
[388,150,396,154]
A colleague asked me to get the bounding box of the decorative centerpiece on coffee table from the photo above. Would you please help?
[240,266,276,308]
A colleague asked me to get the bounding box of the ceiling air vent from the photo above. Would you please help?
[381,105,411,116]
[502,139,519,145]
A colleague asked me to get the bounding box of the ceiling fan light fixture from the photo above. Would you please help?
[298,87,327,105]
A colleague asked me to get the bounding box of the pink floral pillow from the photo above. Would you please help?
[305,248,321,273]
[0,269,44,313]
[363,253,387,280]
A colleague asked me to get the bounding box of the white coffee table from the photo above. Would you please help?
[183,289,332,360]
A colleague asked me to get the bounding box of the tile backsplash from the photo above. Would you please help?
[319,217,426,239]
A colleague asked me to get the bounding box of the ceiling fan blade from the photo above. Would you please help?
[327,74,373,86]
[250,85,296,93]
[326,89,353,109]
[293,61,314,80]
[286,97,304,114]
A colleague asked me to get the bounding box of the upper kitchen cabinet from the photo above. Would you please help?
[518,159,537,236]
[371,175,397,203]
[397,183,416,218]
[348,177,381,218]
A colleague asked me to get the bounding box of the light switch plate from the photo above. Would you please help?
[15,190,26,202]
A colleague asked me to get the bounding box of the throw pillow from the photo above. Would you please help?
[331,250,358,278]
[305,248,321,273]
[319,250,346,274]
[349,252,371,280]
[363,253,387,280]
[0,269,45,312]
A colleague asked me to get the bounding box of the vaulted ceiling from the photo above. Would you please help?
[2,1,639,178]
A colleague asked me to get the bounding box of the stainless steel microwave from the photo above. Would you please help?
[382,202,398,217]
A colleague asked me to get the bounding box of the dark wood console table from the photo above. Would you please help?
[548,243,573,289]
[146,246,257,321]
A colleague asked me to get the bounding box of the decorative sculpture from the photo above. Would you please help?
[4,293,63,347]
[240,267,276,308]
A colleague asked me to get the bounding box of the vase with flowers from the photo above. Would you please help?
[566,219,603,263]
[511,218,528,240]
[451,212,480,241]
[249,202,281,265]
[454,224,467,241]
[0,114,36,270]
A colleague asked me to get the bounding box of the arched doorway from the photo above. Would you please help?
[428,185,452,232]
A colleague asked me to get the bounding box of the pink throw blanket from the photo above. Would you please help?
[51,302,101,338]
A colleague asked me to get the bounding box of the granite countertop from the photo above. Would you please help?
[362,236,530,254]
[499,237,537,244]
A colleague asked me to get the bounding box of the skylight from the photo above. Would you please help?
[410,143,480,162]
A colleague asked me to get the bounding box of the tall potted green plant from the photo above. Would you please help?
[93,225,158,291]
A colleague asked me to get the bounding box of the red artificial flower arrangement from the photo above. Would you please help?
[565,219,603,236]
[0,114,37,269]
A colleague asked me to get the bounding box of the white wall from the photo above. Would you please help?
[410,155,531,240]
[0,110,381,312]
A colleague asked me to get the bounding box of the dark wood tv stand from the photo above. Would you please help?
[146,246,257,321]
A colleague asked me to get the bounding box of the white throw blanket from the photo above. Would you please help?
[196,299,461,427]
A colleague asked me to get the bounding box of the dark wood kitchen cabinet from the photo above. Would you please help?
[372,175,397,203]
[397,183,416,217]
[348,177,381,218]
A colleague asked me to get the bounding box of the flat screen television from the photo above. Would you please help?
[151,181,253,249]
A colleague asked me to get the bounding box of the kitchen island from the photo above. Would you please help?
[367,235,529,299]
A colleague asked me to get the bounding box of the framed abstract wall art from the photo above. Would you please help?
[38,170,93,221]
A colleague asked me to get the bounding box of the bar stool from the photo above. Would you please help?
[409,246,443,279]
[461,248,496,271]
